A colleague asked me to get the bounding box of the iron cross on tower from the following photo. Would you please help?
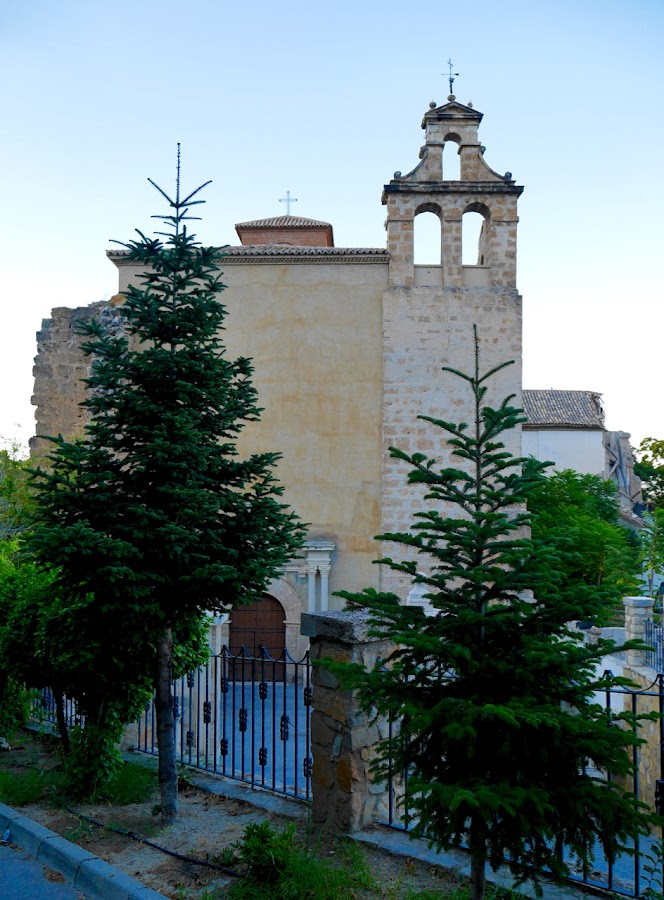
[444,58,459,96]
[279,191,298,215]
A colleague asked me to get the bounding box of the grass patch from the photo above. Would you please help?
[0,766,62,806]
[0,731,156,807]
[100,761,157,805]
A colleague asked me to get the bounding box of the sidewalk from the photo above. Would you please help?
[0,802,166,900]
[1,842,85,900]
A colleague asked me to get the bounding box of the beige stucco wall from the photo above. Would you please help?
[114,256,389,605]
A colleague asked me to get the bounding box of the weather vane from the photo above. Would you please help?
[444,58,459,96]
[279,191,298,216]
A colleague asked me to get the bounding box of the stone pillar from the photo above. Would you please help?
[319,563,330,612]
[624,595,654,668]
[442,208,462,286]
[386,214,415,287]
[300,610,393,834]
[306,563,317,612]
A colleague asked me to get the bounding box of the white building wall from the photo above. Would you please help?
[522,429,606,476]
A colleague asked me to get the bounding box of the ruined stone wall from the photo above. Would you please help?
[31,303,100,453]
[31,298,126,454]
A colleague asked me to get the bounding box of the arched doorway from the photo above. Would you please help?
[228,594,286,679]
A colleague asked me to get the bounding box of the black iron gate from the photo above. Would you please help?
[135,645,312,801]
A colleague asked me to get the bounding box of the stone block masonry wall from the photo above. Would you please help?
[30,304,101,453]
[379,286,522,598]
[619,664,662,819]
[624,595,653,667]
[30,298,126,454]
[301,610,394,833]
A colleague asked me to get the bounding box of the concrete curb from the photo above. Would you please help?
[0,801,166,900]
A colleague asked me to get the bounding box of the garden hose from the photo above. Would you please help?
[65,807,240,878]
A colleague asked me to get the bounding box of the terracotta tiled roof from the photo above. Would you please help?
[522,390,605,429]
[235,216,331,229]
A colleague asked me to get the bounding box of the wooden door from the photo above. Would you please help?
[228,594,286,681]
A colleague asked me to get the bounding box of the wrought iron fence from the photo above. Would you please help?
[646,619,664,672]
[33,688,80,730]
[134,645,312,801]
[384,673,664,899]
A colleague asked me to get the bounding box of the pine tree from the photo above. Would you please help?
[335,329,652,899]
[30,150,305,819]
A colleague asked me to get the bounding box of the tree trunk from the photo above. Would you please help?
[0,671,8,718]
[54,692,70,755]
[155,627,178,824]
[469,816,487,900]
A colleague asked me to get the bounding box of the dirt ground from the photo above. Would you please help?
[1,734,466,899]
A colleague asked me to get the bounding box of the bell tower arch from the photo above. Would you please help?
[379,98,524,597]
[384,98,522,289]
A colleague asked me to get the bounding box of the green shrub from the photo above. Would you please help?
[0,678,33,736]
[229,820,377,899]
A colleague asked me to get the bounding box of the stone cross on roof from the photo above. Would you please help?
[279,191,298,215]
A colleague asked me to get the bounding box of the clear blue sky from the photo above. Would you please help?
[2,0,662,451]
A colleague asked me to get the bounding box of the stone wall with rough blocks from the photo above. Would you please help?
[619,664,662,820]
[379,287,522,598]
[301,609,394,833]
[624,596,653,667]
[30,303,102,453]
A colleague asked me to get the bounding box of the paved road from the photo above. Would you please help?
[0,843,85,899]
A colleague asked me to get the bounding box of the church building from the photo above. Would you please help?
[31,97,524,659]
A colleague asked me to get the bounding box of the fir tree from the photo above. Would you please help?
[30,149,305,819]
[335,329,653,899]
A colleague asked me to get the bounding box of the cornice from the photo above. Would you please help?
[108,249,389,267]
[383,182,523,196]
[218,253,389,266]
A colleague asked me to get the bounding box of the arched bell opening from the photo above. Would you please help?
[442,135,461,181]
[462,203,491,287]
[413,205,443,287]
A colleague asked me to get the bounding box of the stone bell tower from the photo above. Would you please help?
[380,97,524,596]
